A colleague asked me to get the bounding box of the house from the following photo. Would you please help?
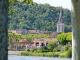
[11,39,34,51]
[10,38,58,51]
[33,38,58,48]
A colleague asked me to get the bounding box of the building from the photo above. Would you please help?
[33,38,58,48]
[11,38,58,50]
[57,7,64,32]
[8,29,53,35]
[8,29,28,35]
[16,29,28,34]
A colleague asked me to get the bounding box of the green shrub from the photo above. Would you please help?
[35,47,49,53]
[59,51,67,57]
[53,48,58,52]
[59,48,72,58]
[47,42,57,52]
[53,52,60,57]
[64,44,69,51]
[21,48,72,58]
[66,48,72,58]
[26,49,30,52]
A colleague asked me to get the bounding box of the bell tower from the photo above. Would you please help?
[57,7,64,32]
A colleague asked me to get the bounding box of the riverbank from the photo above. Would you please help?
[8,51,24,55]
[21,51,71,58]
[8,50,71,58]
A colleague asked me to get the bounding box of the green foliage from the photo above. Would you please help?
[64,43,71,51]
[59,48,72,58]
[57,33,68,45]
[26,37,33,44]
[34,47,49,53]
[21,51,54,57]
[9,0,18,5]
[26,49,30,52]
[66,32,72,42]
[22,34,53,39]
[66,48,72,58]
[8,33,53,46]
[9,0,33,5]
[47,42,57,52]
[8,33,22,46]
[53,47,58,52]
[58,51,67,57]
[57,32,72,45]
[21,48,72,58]
[64,45,69,51]
[54,50,72,58]
[8,2,71,32]
[21,0,26,3]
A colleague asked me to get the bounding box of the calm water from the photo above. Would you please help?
[8,55,71,60]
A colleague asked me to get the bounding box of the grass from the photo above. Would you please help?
[20,51,71,58]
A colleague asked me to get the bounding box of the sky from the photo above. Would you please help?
[33,0,71,10]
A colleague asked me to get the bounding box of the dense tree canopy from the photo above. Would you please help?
[8,2,71,32]
[57,32,72,45]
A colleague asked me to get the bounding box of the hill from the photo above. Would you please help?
[8,2,71,32]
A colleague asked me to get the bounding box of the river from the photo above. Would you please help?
[8,55,71,60]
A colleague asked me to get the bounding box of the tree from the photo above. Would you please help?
[47,42,57,52]
[13,34,22,51]
[27,37,33,49]
[0,0,80,60]
[66,32,72,43]
[71,0,80,60]
[0,0,33,60]
[8,2,71,31]
[0,0,8,60]
[8,33,14,49]
[57,32,72,45]
[57,33,68,45]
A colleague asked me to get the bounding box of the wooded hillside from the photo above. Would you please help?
[8,2,71,32]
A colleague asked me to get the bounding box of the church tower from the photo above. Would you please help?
[57,7,64,32]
